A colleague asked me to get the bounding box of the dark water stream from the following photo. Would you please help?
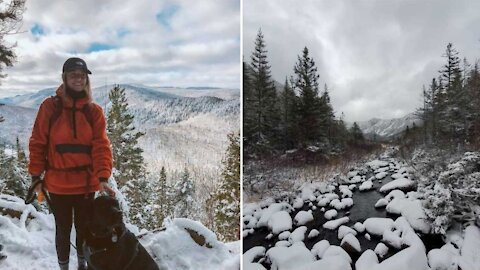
[243,168,444,268]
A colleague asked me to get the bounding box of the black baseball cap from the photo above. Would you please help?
[62,57,92,74]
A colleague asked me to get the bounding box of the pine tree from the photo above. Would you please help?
[291,47,323,146]
[15,137,27,168]
[106,85,148,227]
[106,85,146,185]
[248,29,280,153]
[279,78,299,149]
[153,166,171,226]
[350,122,364,145]
[0,145,29,199]
[173,167,195,218]
[213,132,240,241]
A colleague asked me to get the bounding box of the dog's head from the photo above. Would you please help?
[85,196,124,249]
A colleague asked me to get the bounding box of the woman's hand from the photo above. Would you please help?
[99,181,116,197]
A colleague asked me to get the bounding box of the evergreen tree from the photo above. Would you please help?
[279,78,299,149]
[153,166,171,226]
[106,85,146,185]
[213,132,240,241]
[349,122,364,144]
[173,167,195,218]
[248,29,280,153]
[291,47,323,146]
[15,137,27,168]
[106,85,148,227]
[0,145,29,199]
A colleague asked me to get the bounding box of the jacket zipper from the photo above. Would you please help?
[72,99,77,139]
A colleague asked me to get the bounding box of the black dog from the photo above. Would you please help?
[83,196,161,270]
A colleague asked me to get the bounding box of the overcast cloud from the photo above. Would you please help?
[244,0,480,122]
[0,0,240,97]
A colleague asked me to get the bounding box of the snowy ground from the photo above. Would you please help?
[243,150,480,270]
[0,195,239,270]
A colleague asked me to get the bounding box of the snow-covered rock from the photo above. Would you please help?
[307,229,319,239]
[359,180,374,191]
[364,218,395,236]
[268,211,293,234]
[289,226,307,243]
[375,198,388,208]
[337,225,357,240]
[374,243,389,258]
[266,242,315,270]
[340,233,362,253]
[311,240,330,259]
[323,217,350,230]
[379,178,415,193]
[354,222,366,233]
[324,209,338,220]
[294,211,314,225]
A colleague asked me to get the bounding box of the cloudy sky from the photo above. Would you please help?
[244,0,480,122]
[0,0,239,97]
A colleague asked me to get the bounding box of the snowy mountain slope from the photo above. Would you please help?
[150,86,239,100]
[0,104,36,145]
[356,113,422,139]
[0,85,240,175]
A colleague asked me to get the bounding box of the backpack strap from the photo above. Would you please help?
[48,96,63,133]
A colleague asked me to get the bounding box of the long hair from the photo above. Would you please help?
[61,73,93,103]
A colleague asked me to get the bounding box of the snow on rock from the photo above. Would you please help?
[341,233,362,253]
[380,178,415,193]
[366,160,389,170]
[266,233,273,240]
[349,184,357,190]
[364,218,395,236]
[349,175,363,183]
[317,193,339,207]
[458,225,480,270]
[268,211,293,234]
[374,243,389,258]
[311,240,330,259]
[375,172,388,180]
[307,229,319,239]
[340,185,353,198]
[275,241,291,247]
[266,242,315,270]
[243,228,255,238]
[386,199,430,234]
[347,170,358,178]
[359,180,374,191]
[289,226,307,243]
[382,230,402,249]
[324,209,338,220]
[338,225,357,240]
[323,245,352,264]
[244,215,258,229]
[330,198,354,210]
[299,183,317,202]
[354,222,366,233]
[296,256,352,270]
[427,248,457,270]
[323,217,350,230]
[356,250,379,270]
[294,211,314,225]
[293,198,304,209]
[278,231,291,241]
[365,233,371,240]
[257,203,293,228]
[244,246,266,264]
[375,198,388,208]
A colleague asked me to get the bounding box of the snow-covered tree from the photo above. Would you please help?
[173,167,195,218]
[213,132,240,241]
[107,85,146,186]
[247,29,280,154]
[0,145,29,199]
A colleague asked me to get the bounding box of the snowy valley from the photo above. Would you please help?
[242,148,480,270]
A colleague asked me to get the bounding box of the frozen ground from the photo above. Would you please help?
[0,195,239,270]
[243,149,480,270]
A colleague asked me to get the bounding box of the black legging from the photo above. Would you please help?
[50,193,95,264]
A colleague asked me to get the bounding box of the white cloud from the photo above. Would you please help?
[0,0,240,96]
[244,0,480,122]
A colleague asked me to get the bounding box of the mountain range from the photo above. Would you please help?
[0,84,240,177]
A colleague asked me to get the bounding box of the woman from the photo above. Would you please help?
[28,57,114,270]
